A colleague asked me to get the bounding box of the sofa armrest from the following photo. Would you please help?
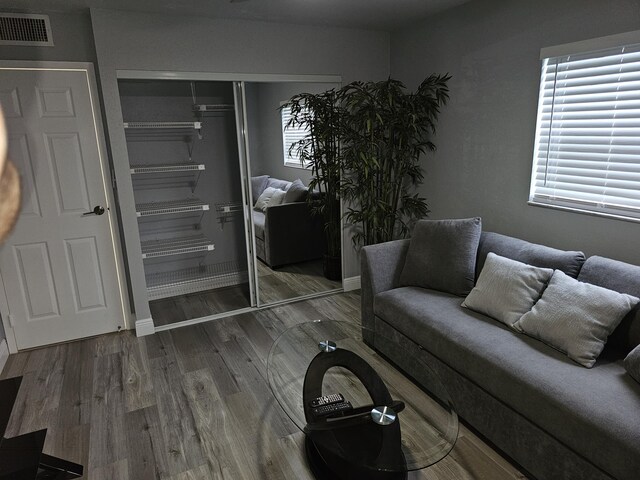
[360,239,410,343]
[264,202,324,267]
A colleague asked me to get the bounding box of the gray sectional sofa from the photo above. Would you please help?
[251,176,324,268]
[361,231,640,480]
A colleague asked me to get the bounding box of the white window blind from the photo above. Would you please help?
[529,42,640,221]
[281,105,310,168]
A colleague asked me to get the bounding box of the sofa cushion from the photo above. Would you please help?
[462,252,553,329]
[399,217,482,296]
[578,255,640,354]
[252,210,265,240]
[625,345,640,384]
[374,286,640,480]
[251,175,269,204]
[284,179,308,203]
[477,232,585,279]
[266,177,292,191]
[514,270,639,367]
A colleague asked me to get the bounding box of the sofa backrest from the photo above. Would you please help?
[476,232,586,280]
[578,256,640,354]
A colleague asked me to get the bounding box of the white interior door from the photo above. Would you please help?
[0,66,125,350]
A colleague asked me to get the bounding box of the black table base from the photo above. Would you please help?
[305,436,407,480]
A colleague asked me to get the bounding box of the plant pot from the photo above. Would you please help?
[323,254,342,281]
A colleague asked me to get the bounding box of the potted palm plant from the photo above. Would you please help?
[338,75,450,246]
[282,89,342,280]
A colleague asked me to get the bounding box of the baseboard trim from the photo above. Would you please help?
[343,276,361,292]
[135,317,155,337]
[0,339,9,374]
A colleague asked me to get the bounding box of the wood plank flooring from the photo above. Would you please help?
[1,292,527,479]
[256,259,341,305]
[151,259,341,326]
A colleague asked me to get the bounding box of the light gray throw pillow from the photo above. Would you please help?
[266,189,286,210]
[624,344,640,384]
[399,217,482,296]
[514,270,640,368]
[254,186,277,212]
[462,252,553,328]
[284,179,308,203]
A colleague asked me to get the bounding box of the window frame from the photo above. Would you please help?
[528,30,640,223]
[281,104,311,170]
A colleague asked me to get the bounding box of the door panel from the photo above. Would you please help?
[65,236,107,311]
[36,87,75,117]
[8,134,41,217]
[0,88,21,117]
[13,242,60,319]
[45,132,91,213]
[0,67,123,349]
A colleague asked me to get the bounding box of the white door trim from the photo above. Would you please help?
[0,61,131,352]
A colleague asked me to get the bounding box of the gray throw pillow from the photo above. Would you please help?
[251,175,269,204]
[266,177,292,191]
[284,179,308,203]
[462,253,553,328]
[399,217,482,296]
[624,344,640,384]
[514,270,640,368]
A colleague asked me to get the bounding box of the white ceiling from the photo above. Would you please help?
[0,0,471,31]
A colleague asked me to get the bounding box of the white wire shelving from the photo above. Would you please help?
[130,163,206,191]
[146,261,248,300]
[193,104,235,113]
[130,163,205,175]
[124,121,202,130]
[123,121,203,140]
[135,198,209,217]
[141,235,214,259]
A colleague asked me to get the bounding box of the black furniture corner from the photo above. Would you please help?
[0,376,83,480]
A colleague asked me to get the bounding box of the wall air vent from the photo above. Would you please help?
[0,13,53,46]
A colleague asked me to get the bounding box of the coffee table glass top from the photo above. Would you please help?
[267,320,459,473]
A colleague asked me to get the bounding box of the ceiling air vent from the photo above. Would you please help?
[0,13,53,46]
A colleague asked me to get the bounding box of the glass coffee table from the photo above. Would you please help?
[267,320,458,479]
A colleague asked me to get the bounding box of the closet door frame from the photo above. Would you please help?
[233,81,259,307]
[114,70,343,334]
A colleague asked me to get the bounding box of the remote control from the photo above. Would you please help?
[312,401,353,418]
[310,393,344,408]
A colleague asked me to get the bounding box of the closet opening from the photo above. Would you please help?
[118,79,252,326]
[115,73,344,332]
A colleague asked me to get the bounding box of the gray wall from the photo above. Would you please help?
[91,8,389,324]
[390,0,640,265]
[0,11,96,63]
[0,11,98,345]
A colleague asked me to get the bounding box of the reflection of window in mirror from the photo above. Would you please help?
[281,103,310,169]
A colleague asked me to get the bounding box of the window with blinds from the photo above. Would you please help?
[281,105,310,168]
[529,42,640,221]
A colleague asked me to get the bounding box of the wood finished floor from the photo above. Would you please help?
[256,259,341,305]
[151,259,341,326]
[1,292,527,479]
